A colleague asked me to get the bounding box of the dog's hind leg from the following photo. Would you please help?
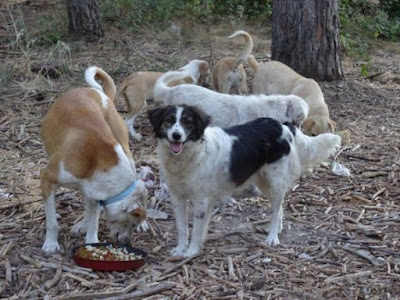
[185,197,213,257]
[170,195,189,256]
[124,88,146,140]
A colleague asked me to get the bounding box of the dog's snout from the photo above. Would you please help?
[131,207,147,222]
[172,132,181,141]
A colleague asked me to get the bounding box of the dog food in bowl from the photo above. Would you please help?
[75,244,143,261]
[72,243,147,271]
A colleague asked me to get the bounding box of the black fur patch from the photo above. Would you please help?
[283,122,297,136]
[224,118,291,186]
[148,106,177,139]
[181,105,210,142]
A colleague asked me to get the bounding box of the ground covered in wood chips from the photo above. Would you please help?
[1,2,400,300]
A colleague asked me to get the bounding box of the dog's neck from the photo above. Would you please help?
[157,127,234,178]
[157,139,206,176]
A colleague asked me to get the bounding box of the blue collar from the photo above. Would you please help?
[99,181,138,207]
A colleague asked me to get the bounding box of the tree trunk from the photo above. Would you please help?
[66,0,104,39]
[271,0,344,81]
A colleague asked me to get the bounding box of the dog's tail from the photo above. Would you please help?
[178,60,209,84]
[85,66,117,101]
[288,125,341,169]
[227,30,253,69]
[153,70,193,102]
[247,55,259,71]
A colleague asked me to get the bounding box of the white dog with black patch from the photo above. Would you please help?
[154,71,309,127]
[149,105,341,257]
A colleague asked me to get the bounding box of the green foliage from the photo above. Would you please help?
[339,0,400,59]
[380,0,400,19]
[98,0,272,31]
[36,14,66,46]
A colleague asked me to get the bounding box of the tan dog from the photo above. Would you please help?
[211,30,253,95]
[117,60,209,140]
[248,56,335,135]
[40,66,148,253]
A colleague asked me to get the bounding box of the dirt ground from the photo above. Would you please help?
[1,2,400,300]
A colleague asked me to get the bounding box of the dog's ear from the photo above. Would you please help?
[328,119,336,133]
[148,107,168,133]
[302,119,315,132]
[200,62,210,75]
[189,106,211,140]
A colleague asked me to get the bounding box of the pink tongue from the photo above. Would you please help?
[170,142,183,153]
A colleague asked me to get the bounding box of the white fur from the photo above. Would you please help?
[85,66,109,108]
[85,66,104,92]
[179,59,209,84]
[91,88,109,109]
[42,144,142,252]
[154,71,309,126]
[157,118,341,257]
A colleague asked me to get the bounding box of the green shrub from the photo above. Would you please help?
[98,0,272,31]
[380,0,400,19]
[339,0,400,58]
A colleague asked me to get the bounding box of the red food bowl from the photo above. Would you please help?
[72,243,147,271]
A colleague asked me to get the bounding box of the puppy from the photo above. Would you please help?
[248,56,336,136]
[154,70,309,127]
[40,66,148,253]
[149,105,341,257]
[117,60,209,140]
[211,30,253,94]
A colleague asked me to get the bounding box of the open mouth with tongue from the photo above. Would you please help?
[169,141,184,154]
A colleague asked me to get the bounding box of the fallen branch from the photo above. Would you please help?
[0,199,42,211]
[104,282,177,300]
[162,253,199,275]
[325,270,372,282]
[342,244,384,266]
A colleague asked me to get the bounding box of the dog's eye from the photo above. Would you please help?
[165,116,175,124]
[181,117,192,125]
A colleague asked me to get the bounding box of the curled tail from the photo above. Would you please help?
[85,66,117,102]
[291,127,341,169]
[227,30,253,69]
[153,71,193,102]
[247,55,259,71]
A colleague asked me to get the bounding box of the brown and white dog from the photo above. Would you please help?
[211,30,253,95]
[117,60,209,140]
[248,56,336,136]
[40,66,148,253]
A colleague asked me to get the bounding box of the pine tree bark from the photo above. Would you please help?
[66,0,104,38]
[271,0,344,81]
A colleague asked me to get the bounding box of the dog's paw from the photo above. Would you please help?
[265,235,280,246]
[135,221,149,232]
[221,196,237,206]
[170,246,187,257]
[70,220,87,236]
[42,240,60,253]
[183,247,200,257]
[133,133,142,141]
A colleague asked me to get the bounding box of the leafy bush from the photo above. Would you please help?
[98,0,272,31]
[380,0,400,19]
[339,0,400,58]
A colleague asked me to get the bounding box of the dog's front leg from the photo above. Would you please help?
[184,197,213,257]
[264,185,285,246]
[84,199,100,244]
[170,195,188,256]
[42,189,60,253]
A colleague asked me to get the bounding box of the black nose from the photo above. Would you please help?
[172,132,181,141]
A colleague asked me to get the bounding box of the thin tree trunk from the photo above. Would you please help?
[66,0,104,38]
[271,0,344,81]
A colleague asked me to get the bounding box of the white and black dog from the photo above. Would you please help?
[149,105,341,257]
